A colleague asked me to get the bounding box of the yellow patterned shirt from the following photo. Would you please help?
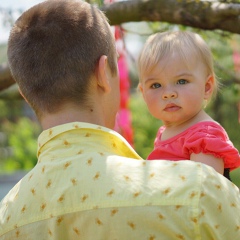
[0,122,240,240]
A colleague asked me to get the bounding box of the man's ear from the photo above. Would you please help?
[96,55,111,93]
[204,75,214,99]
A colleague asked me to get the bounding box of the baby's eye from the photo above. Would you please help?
[151,83,161,89]
[177,79,188,85]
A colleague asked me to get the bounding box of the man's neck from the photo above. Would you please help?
[40,104,105,130]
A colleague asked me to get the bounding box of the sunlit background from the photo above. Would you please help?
[0,0,239,200]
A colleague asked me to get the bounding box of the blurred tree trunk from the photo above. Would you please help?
[0,64,15,91]
[102,0,240,34]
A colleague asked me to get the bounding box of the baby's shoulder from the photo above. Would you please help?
[187,121,226,137]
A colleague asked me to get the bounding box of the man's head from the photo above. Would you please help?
[8,0,118,120]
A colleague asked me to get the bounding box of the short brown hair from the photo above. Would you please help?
[8,0,117,117]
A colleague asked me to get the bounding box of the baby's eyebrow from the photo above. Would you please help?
[175,72,192,78]
[144,77,159,83]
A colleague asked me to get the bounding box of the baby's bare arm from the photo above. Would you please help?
[190,152,224,174]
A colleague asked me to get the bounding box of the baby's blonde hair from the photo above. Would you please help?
[137,31,218,98]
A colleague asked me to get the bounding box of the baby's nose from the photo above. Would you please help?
[162,91,177,99]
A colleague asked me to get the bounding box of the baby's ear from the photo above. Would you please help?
[138,83,147,101]
[138,83,143,93]
[204,75,214,99]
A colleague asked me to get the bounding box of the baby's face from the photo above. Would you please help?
[139,52,213,128]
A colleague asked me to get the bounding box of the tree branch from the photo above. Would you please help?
[101,0,240,34]
[0,63,15,92]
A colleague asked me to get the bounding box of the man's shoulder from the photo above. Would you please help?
[107,158,209,194]
[1,158,239,239]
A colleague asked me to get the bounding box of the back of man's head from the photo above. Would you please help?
[8,0,117,118]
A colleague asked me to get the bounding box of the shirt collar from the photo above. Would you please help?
[37,122,141,160]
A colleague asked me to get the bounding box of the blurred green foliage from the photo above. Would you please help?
[0,93,239,187]
[130,91,161,159]
[0,44,7,63]
[0,118,40,171]
[0,19,239,185]
[0,100,41,173]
